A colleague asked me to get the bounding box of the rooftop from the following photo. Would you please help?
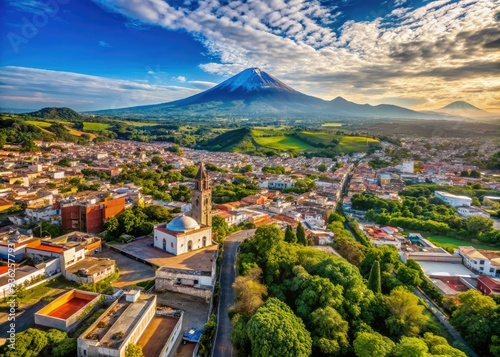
[65,257,115,276]
[416,261,476,278]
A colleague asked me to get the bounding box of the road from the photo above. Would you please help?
[212,229,255,357]
[413,288,478,357]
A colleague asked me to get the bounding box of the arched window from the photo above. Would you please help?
[188,240,193,251]
[162,238,166,251]
[202,236,207,247]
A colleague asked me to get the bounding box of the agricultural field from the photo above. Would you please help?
[251,127,290,136]
[298,131,338,145]
[337,135,379,152]
[66,127,97,140]
[253,135,313,151]
[426,235,500,251]
[26,120,51,128]
[321,123,343,127]
[83,122,110,131]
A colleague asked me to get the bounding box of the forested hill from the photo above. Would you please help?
[28,107,83,121]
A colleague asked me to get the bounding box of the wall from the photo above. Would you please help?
[159,312,183,357]
[156,270,212,299]
[85,205,104,234]
[103,197,126,221]
[62,205,81,231]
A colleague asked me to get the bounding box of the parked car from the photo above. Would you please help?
[182,327,203,344]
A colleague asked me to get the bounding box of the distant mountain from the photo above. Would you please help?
[93,68,445,120]
[437,101,493,118]
[28,107,83,121]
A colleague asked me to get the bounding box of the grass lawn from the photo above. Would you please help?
[83,122,110,131]
[338,135,379,153]
[425,234,500,251]
[26,120,51,128]
[254,135,313,151]
[298,131,339,146]
[321,123,343,127]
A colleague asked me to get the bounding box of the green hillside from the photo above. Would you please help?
[28,107,83,121]
[201,128,380,156]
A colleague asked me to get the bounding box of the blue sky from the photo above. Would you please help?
[0,0,498,112]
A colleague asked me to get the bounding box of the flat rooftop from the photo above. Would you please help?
[110,237,217,273]
[417,261,476,277]
[65,257,114,276]
[36,290,99,319]
[137,315,179,357]
[85,294,156,350]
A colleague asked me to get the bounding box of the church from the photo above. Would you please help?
[153,162,213,256]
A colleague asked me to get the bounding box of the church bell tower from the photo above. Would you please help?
[191,162,212,226]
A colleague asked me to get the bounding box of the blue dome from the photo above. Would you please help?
[166,215,200,232]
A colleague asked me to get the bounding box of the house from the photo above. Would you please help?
[477,275,500,295]
[458,247,499,277]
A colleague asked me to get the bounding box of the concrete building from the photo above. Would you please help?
[35,290,101,332]
[155,245,217,300]
[458,247,499,277]
[457,206,491,218]
[191,162,212,226]
[477,275,500,295]
[434,191,472,207]
[65,257,115,284]
[61,195,126,234]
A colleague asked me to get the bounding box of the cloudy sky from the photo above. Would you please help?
[1,0,499,112]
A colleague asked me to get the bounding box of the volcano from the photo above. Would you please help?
[93,68,445,120]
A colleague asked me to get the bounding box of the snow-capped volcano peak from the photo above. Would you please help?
[209,67,299,94]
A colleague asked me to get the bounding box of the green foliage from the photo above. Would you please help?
[105,205,171,239]
[296,222,307,246]
[0,328,58,357]
[198,314,217,357]
[181,165,198,178]
[451,289,498,352]
[384,286,428,338]
[423,332,467,357]
[247,298,312,357]
[28,107,83,121]
[231,314,251,354]
[125,343,144,357]
[353,331,395,357]
[369,158,391,169]
[232,268,267,318]
[283,178,316,194]
[309,306,350,356]
[170,185,191,202]
[212,214,230,243]
[51,337,76,357]
[367,261,381,294]
[393,336,428,357]
[284,225,297,244]
[262,165,286,174]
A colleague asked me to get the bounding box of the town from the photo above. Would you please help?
[0,134,499,357]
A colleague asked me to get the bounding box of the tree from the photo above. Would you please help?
[212,215,230,243]
[105,216,119,235]
[151,155,163,165]
[353,331,395,357]
[284,225,297,244]
[397,265,422,288]
[181,165,198,178]
[296,222,307,246]
[126,343,144,357]
[252,224,284,262]
[384,286,428,338]
[170,185,191,202]
[232,268,267,318]
[367,260,381,293]
[471,197,481,206]
[247,298,312,357]
[0,328,48,357]
[310,307,349,356]
[394,337,428,357]
[51,337,77,357]
[328,211,345,223]
[465,216,493,235]
[317,164,327,172]
[422,332,467,357]
[451,289,498,350]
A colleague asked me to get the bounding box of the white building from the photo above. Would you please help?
[153,162,213,256]
[267,177,296,190]
[458,247,500,277]
[434,191,472,207]
[154,216,211,256]
[457,206,491,218]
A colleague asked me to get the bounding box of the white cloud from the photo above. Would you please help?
[91,0,500,110]
[175,75,186,82]
[98,40,112,48]
[0,66,202,111]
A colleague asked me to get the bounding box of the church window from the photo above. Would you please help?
[188,240,193,251]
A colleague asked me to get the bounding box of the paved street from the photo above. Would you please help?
[212,229,255,357]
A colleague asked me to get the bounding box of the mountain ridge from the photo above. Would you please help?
[90,68,488,120]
